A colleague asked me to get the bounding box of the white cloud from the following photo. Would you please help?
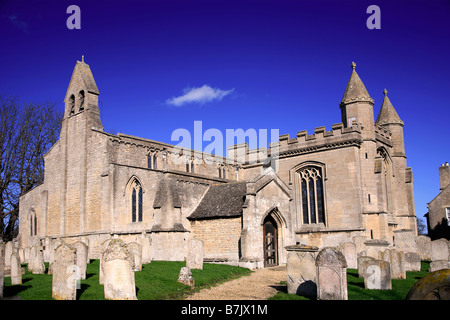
[166,85,234,107]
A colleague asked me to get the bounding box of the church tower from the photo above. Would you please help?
[58,57,103,236]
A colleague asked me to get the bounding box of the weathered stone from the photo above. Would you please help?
[186,238,204,270]
[415,235,432,261]
[137,232,152,264]
[393,229,416,253]
[73,241,88,280]
[363,260,391,290]
[429,260,449,272]
[10,252,22,285]
[403,252,422,272]
[357,256,375,278]
[364,239,390,259]
[431,239,449,261]
[406,269,450,300]
[285,244,318,297]
[178,267,195,288]
[380,249,406,279]
[102,239,137,300]
[30,246,45,274]
[52,243,78,300]
[341,242,357,269]
[315,247,348,300]
[127,242,142,271]
[4,241,13,269]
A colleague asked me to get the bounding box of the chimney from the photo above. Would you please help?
[439,162,450,190]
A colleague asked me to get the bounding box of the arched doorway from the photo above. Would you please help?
[263,215,278,267]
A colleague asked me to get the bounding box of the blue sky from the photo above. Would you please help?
[1,0,449,223]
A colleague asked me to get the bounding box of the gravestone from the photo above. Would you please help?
[415,235,432,261]
[315,247,348,300]
[4,241,13,269]
[363,260,391,290]
[353,236,367,257]
[102,239,137,300]
[403,252,422,272]
[178,267,195,288]
[137,231,152,264]
[393,229,416,253]
[73,241,88,280]
[285,244,318,298]
[380,249,405,279]
[52,243,79,300]
[48,238,63,274]
[127,242,142,271]
[429,260,449,272]
[10,252,22,285]
[30,246,46,274]
[406,269,450,300]
[357,256,375,278]
[99,238,113,284]
[431,239,449,261]
[186,239,204,270]
[0,242,4,299]
[364,239,390,259]
[341,242,357,269]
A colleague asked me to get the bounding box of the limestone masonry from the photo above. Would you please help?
[18,60,418,269]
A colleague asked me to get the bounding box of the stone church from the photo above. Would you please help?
[18,59,418,268]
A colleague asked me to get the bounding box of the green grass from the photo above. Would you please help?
[269,261,431,300]
[2,260,252,300]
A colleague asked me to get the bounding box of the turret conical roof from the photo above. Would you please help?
[376,89,404,126]
[340,62,374,106]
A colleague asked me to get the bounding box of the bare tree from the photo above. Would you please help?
[0,95,62,241]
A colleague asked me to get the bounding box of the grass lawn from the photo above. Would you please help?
[269,261,432,300]
[2,260,252,300]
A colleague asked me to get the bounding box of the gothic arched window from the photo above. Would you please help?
[78,90,85,111]
[298,166,325,225]
[131,180,143,222]
[69,94,75,115]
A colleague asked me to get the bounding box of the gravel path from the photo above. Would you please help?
[184,265,287,300]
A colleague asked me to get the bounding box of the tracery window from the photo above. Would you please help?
[298,166,325,224]
[131,180,143,222]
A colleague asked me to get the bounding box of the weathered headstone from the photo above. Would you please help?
[393,229,416,253]
[186,238,204,270]
[52,243,79,300]
[178,267,195,288]
[30,246,46,274]
[48,238,63,274]
[137,231,152,264]
[102,239,137,300]
[10,252,22,285]
[403,252,422,272]
[341,242,357,269]
[363,260,391,290]
[431,239,449,261]
[353,235,367,257]
[364,239,390,259]
[357,256,375,278]
[429,260,449,272]
[415,235,432,261]
[4,241,13,269]
[285,244,318,298]
[380,249,405,279]
[73,241,88,280]
[406,269,450,300]
[127,242,142,272]
[315,247,348,300]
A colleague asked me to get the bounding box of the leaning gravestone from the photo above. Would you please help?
[285,244,318,298]
[127,242,142,271]
[52,243,79,300]
[315,247,348,300]
[178,267,195,288]
[102,239,137,300]
[10,252,22,285]
[405,269,450,300]
[363,260,391,290]
[186,238,204,270]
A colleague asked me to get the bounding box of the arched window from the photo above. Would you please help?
[69,94,75,115]
[130,180,143,222]
[78,90,85,111]
[298,166,325,225]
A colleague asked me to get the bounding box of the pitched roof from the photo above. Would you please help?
[188,182,247,220]
[75,60,100,95]
[340,62,374,106]
[376,89,404,126]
